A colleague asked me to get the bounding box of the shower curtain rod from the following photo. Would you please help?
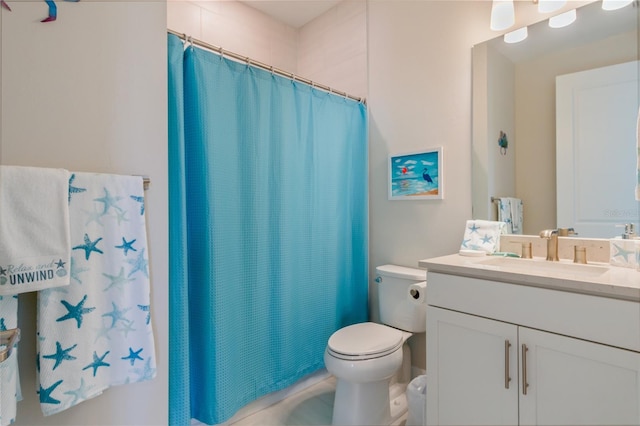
[167,29,366,105]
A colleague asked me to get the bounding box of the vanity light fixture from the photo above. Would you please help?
[548,8,577,28]
[504,26,528,43]
[490,0,515,31]
[537,0,566,14]
[601,0,633,10]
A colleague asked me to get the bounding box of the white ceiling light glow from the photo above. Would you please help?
[490,0,515,31]
[602,0,633,11]
[504,26,528,43]
[549,9,577,28]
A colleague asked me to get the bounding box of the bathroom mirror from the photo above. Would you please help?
[472,0,639,237]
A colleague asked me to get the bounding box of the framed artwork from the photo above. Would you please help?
[388,147,443,200]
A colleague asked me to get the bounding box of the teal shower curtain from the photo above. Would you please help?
[168,34,369,425]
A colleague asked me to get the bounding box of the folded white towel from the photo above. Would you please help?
[0,166,71,295]
[460,220,507,254]
[497,197,523,235]
[0,296,21,426]
[609,238,639,269]
[37,172,156,416]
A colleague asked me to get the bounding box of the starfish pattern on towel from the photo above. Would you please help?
[63,378,94,406]
[102,267,134,292]
[82,351,111,377]
[126,249,149,278]
[68,174,86,204]
[56,295,96,328]
[43,341,78,370]
[121,347,144,366]
[39,380,63,405]
[115,237,137,256]
[102,302,131,328]
[73,234,104,260]
[94,188,123,215]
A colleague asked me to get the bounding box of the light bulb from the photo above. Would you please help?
[549,9,576,28]
[602,0,633,11]
[504,27,528,43]
[490,0,515,31]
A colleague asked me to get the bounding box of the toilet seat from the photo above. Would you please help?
[327,322,403,361]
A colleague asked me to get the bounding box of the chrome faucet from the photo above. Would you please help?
[539,229,559,261]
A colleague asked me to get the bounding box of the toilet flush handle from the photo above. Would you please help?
[375,276,382,283]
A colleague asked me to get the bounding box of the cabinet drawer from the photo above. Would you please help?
[427,272,640,352]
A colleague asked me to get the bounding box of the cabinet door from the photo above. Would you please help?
[426,306,519,426]
[519,327,640,425]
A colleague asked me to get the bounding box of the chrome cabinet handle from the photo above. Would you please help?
[521,343,529,395]
[504,340,511,389]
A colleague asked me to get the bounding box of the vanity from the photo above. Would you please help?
[419,253,640,425]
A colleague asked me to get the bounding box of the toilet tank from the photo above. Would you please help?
[375,264,427,333]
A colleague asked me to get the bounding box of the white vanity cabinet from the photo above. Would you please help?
[423,267,640,426]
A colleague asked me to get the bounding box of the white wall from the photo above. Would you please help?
[167,0,367,100]
[297,1,367,99]
[472,43,516,222]
[1,1,167,425]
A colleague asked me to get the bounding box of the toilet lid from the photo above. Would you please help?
[327,322,403,358]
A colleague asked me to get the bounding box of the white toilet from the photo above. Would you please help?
[324,264,427,426]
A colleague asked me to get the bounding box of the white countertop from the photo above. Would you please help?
[419,253,640,302]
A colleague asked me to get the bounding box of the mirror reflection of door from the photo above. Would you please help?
[556,60,639,238]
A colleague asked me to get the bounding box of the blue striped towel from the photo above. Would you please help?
[36,172,156,416]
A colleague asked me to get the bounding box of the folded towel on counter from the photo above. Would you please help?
[460,220,507,254]
[0,296,21,426]
[497,197,523,235]
[0,166,71,295]
[609,238,639,269]
[37,172,156,416]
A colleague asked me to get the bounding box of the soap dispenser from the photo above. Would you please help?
[621,223,636,239]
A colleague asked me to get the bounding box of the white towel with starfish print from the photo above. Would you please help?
[0,165,71,295]
[36,172,156,416]
[0,295,21,426]
[460,219,507,254]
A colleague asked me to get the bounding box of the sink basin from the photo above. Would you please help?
[478,256,609,278]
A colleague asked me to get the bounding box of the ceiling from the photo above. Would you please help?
[488,1,637,63]
[240,0,341,28]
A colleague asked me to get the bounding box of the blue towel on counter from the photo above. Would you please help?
[460,220,507,254]
[497,197,523,235]
[0,295,21,426]
[36,173,156,416]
